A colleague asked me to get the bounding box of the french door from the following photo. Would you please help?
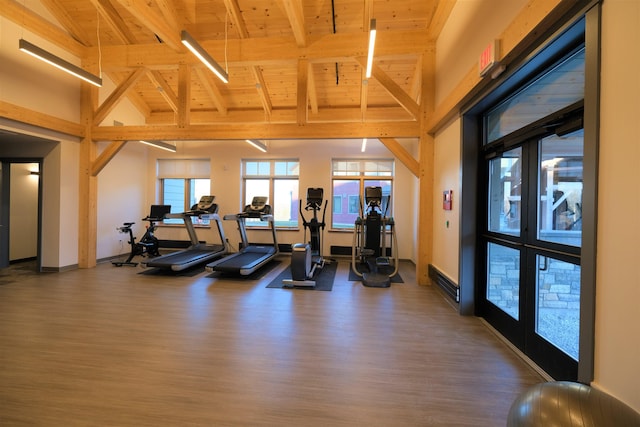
[480,124,583,380]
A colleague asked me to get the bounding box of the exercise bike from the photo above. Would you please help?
[283,188,328,288]
[351,186,399,287]
[112,204,171,267]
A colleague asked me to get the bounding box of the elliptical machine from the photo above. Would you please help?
[112,205,171,267]
[283,188,328,288]
[351,186,398,287]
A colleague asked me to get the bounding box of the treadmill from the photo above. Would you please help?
[205,196,279,276]
[142,196,228,271]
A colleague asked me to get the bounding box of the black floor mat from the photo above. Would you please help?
[266,261,338,291]
[347,262,403,283]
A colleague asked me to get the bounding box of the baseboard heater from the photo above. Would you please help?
[428,264,459,303]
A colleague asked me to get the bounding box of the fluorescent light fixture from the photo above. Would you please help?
[246,139,267,153]
[139,140,177,152]
[365,19,377,79]
[361,138,367,152]
[19,39,102,87]
[181,30,229,83]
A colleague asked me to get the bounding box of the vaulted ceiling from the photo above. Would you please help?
[3,0,456,142]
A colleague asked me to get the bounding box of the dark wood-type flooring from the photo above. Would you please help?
[0,257,543,426]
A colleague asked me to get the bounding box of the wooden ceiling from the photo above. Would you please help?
[6,0,456,140]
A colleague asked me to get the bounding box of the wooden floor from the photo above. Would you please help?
[0,257,543,426]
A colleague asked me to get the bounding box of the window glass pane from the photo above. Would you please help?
[536,255,580,360]
[273,179,299,227]
[257,161,270,175]
[163,178,185,224]
[245,179,270,227]
[191,179,211,225]
[487,242,520,320]
[275,161,299,176]
[537,130,583,246]
[488,147,522,236]
[332,179,360,229]
[364,180,392,216]
[486,48,585,143]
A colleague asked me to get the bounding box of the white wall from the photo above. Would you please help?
[591,0,640,410]
[139,138,418,262]
[9,163,39,260]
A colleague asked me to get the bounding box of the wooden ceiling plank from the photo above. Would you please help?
[0,100,84,137]
[147,70,179,112]
[297,59,309,125]
[360,69,369,120]
[281,0,307,47]
[40,0,91,45]
[194,68,228,115]
[94,67,146,125]
[91,121,421,141]
[177,64,190,127]
[223,0,249,38]
[89,0,138,44]
[223,0,273,119]
[91,141,128,176]
[379,137,419,177]
[356,57,420,119]
[0,0,86,56]
[113,0,183,51]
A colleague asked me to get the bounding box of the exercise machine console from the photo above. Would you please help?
[283,188,328,288]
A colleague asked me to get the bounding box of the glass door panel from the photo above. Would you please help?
[488,147,522,236]
[535,254,581,360]
[487,242,520,320]
[537,130,583,247]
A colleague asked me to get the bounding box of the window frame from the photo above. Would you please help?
[242,159,300,229]
[330,159,395,230]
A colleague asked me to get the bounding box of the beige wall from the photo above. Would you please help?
[433,0,640,412]
[9,163,39,260]
[592,0,640,410]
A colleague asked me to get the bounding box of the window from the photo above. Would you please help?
[331,159,394,229]
[242,159,299,228]
[157,159,211,225]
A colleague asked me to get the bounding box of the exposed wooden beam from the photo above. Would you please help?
[0,100,84,138]
[89,30,427,70]
[91,141,128,176]
[89,0,138,44]
[297,59,309,125]
[379,138,419,177]
[281,0,307,47]
[147,70,179,112]
[93,67,146,125]
[91,121,421,141]
[146,105,414,125]
[194,68,228,115]
[356,58,421,119]
[177,64,191,127]
[113,0,183,51]
[40,0,91,45]
[106,72,152,119]
[154,0,182,30]
[307,64,319,115]
[427,0,457,42]
[0,0,86,57]
[360,71,369,121]
[251,68,273,119]
[223,0,249,38]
